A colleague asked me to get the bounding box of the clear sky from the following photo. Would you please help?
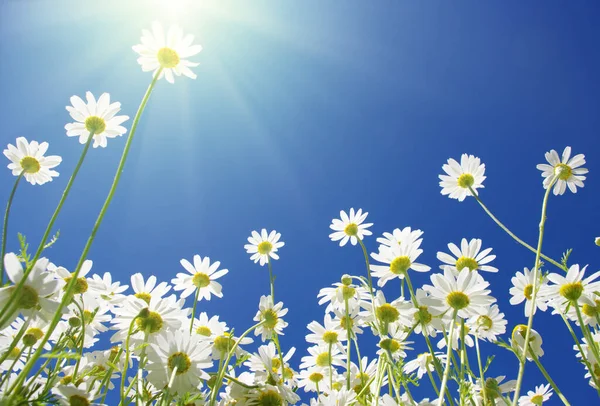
[1,0,599,404]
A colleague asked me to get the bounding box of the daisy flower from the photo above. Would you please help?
[546,264,600,310]
[436,320,474,350]
[146,329,213,395]
[297,367,327,393]
[361,290,416,334]
[474,376,517,403]
[437,238,497,274]
[536,146,587,195]
[577,294,600,327]
[377,329,413,361]
[306,314,347,350]
[317,275,370,313]
[346,356,386,395]
[411,289,445,337]
[332,305,365,336]
[244,229,285,266]
[509,267,550,317]
[88,272,129,308]
[130,273,172,304]
[172,255,228,300]
[193,312,228,341]
[65,92,129,148]
[375,226,424,250]
[49,260,95,296]
[423,267,495,319]
[52,382,104,406]
[403,352,446,379]
[370,239,430,286]
[467,304,507,342]
[511,325,544,361]
[299,344,345,370]
[0,253,62,329]
[211,332,253,360]
[132,22,202,84]
[518,383,553,405]
[253,295,289,341]
[329,208,373,247]
[244,342,296,383]
[3,137,61,185]
[317,388,356,406]
[439,154,486,201]
[110,294,187,344]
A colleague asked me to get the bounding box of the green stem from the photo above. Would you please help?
[559,312,600,394]
[512,175,556,406]
[267,257,275,300]
[575,303,600,367]
[271,333,286,382]
[120,317,139,403]
[438,310,458,406]
[0,171,24,285]
[345,297,352,390]
[357,239,375,296]
[468,186,565,271]
[328,342,333,390]
[427,369,441,397]
[13,70,163,392]
[460,319,466,405]
[209,321,264,406]
[190,287,200,333]
[530,348,570,406]
[474,335,488,406]
[0,129,96,323]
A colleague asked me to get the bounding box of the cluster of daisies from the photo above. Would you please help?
[0,16,596,406]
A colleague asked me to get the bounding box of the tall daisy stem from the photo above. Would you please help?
[0,171,24,285]
[474,335,488,406]
[559,313,600,393]
[511,175,557,406]
[267,257,275,300]
[0,130,96,325]
[438,310,458,406]
[529,347,570,406]
[575,303,600,368]
[468,186,565,271]
[345,297,352,390]
[13,70,163,392]
[189,287,201,333]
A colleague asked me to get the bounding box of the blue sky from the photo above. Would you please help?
[1,0,599,403]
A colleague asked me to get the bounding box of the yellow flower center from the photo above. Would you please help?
[341,285,356,300]
[257,241,273,255]
[344,223,359,236]
[530,394,544,405]
[446,291,470,310]
[22,328,44,347]
[213,334,235,353]
[192,272,211,288]
[168,351,191,374]
[157,47,180,68]
[136,311,164,334]
[456,257,479,272]
[457,173,475,188]
[64,276,89,294]
[582,301,600,318]
[262,309,279,329]
[376,303,399,323]
[559,281,584,302]
[524,284,534,300]
[477,315,493,331]
[484,377,500,398]
[309,372,324,383]
[19,156,41,174]
[135,292,152,304]
[340,315,353,330]
[414,306,432,324]
[256,390,283,406]
[554,163,572,180]
[379,338,400,353]
[7,347,21,359]
[315,352,331,367]
[84,116,106,134]
[17,285,39,309]
[390,256,411,275]
[196,326,212,336]
[322,331,339,344]
[68,395,90,406]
